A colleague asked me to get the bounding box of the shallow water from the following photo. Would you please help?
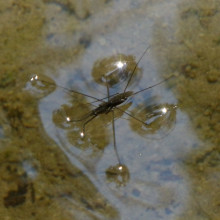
[0,0,220,219]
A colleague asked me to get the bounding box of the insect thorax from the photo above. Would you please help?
[109,91,133,105]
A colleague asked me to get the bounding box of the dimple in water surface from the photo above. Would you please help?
[29,46,177,186]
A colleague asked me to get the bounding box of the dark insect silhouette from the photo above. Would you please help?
[29,46,177,186]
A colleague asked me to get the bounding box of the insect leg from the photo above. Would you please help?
[81,115,97,138]
[115,106,149,126]
[103,76,110,102]
[66,112,92,122]
[123,46,150,93]
[131,75,174,97]
[111,110,122,165]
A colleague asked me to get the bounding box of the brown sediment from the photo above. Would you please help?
[153,0,220,219]
[0,1,118,219]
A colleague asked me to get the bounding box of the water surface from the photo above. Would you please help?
[0,0,220,219]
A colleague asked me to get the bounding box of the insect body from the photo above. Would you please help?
[29,46,176,185]
[74,90,134,139]
[92,91,133,115]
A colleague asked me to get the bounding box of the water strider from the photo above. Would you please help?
[30,46,176,185]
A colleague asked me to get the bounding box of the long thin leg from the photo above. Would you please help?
[32,75,103,101]
[115,106,149,125]
[67,112,92,122]
[81,115,97,137]
[106,78,121,163]
[131,75,173,97]
[123,46,150,93]
[105,76,110,102]
[112,111,122,165]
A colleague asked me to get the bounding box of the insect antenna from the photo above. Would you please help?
[123,46,150,93]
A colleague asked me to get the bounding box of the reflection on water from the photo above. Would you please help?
[29,47,179,219]
[91,53,142,89]
[29,49,176,179]
[1,0,220,219]
[153,0,220,218]
[130,102,177,139]
[106,164,130,187]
